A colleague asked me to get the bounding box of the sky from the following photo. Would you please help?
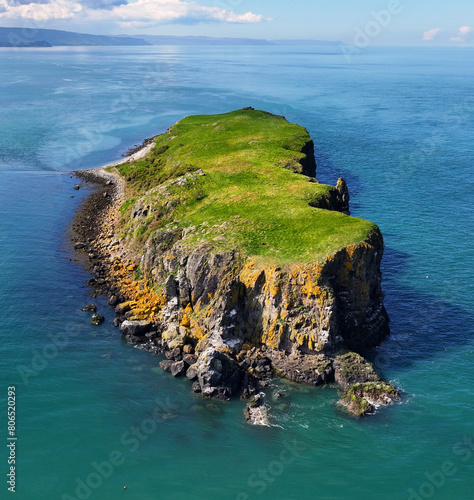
[0,0,473,45]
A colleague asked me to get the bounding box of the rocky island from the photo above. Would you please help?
[73,109,398,421]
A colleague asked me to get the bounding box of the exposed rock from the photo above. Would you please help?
[194,348,243,400]
[170,360,186,377]
[108,295,119,307]
[186,364,198,381]
[119,320,153,337]
[333,351,380,390]
[244,393,271,426]
[270,351,334,386]
[336,178,350,215]
[159,360,173,372]
[115,302,132,315]
[183,354,198,366]
[91,314,105,325]
[334,351,398,416]
[340,382,399,417]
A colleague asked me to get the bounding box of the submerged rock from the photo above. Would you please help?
[81,303,97,312]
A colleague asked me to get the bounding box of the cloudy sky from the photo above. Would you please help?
[0,0,472,44]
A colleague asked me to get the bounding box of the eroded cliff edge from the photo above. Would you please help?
[73,109,397,419]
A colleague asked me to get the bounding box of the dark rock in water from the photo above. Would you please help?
[113,317,121,327]
[244,393,271,426]
[159,360,174,372]
[333,352,380,390]
[73,184,81,190]
[191,381,202,393]
[91,314,105,325]
[81,303,97,312]
[74,242,86,250]
[108,295,119,307]
[170,360,186,377]
[334,351,399,417]
[119,320,153,337]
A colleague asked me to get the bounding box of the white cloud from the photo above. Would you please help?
[0,0,82,20]
[422,28,442,41]
[451,26,472,42]
[0,0,265,25]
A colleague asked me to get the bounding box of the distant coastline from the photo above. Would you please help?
[0,27,341,48]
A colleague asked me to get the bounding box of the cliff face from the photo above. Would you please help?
[76,109,397,418]
[139,226,388,358]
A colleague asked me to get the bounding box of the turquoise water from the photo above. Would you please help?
[0,45,473,499]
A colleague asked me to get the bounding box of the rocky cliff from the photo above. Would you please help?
[74,109,397,419]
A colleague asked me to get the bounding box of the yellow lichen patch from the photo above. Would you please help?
[262,318,283,350]
[239,259,262,288]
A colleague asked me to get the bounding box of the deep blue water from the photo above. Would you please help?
[0,45,473,499]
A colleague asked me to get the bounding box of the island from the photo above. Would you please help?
[73,109,398,421]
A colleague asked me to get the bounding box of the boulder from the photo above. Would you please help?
[119,320,153,337]
[170,360,186,377]
[159,360,174,372]
[108,295,119,307]
[91,314,105,326]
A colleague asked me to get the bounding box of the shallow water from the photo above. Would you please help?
[0,45,473,499]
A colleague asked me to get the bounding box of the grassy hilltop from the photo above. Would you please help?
[113,109,376,265]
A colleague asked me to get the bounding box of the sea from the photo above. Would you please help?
[0,44,473,500]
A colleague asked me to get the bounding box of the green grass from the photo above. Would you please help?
[117,109,377,265]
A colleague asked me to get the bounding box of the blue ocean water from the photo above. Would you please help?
[0,45,473,500]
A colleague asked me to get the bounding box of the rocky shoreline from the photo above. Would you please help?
[70,122,399,423]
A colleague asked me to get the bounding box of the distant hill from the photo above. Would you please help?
[0,28,149,47]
